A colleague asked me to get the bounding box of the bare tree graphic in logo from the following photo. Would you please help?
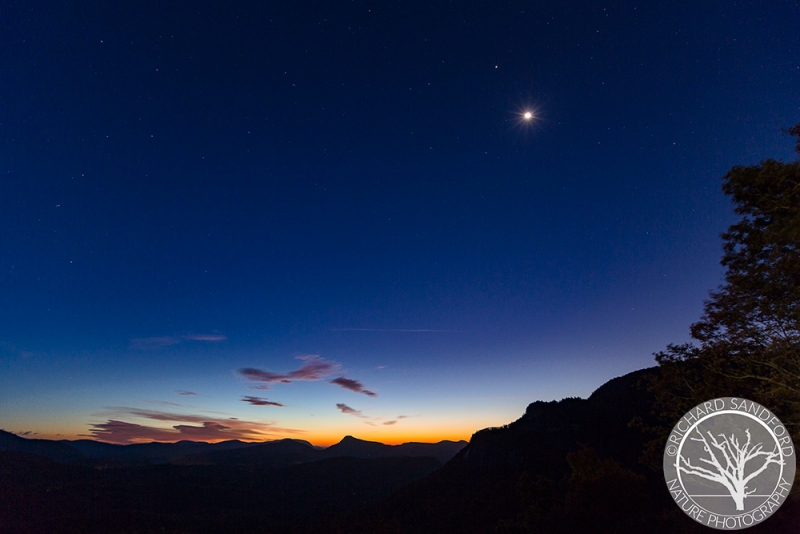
[677,427,784,511]
[664,399,795,529]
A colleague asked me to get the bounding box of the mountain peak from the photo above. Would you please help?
[337,435,379,445]
[0,429,21,439]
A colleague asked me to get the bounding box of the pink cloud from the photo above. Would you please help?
[329,376,377,397]
[239,355,340,388]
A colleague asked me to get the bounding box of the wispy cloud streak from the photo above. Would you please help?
[130,333,227,350]
[88,420,264,443]
[87,407,301,444]
[183,334,227,342]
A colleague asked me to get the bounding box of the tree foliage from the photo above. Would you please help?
[655,124,800,439]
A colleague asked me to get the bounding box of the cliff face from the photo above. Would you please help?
[379,367,800,534]
[458,367,657,474]
[380,367,674,533]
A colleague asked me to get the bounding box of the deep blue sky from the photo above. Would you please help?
[2,1,799,444]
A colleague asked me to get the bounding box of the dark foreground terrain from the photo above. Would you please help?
[3,368,798,533]
[1,451,441,533]
[0,434,463,533]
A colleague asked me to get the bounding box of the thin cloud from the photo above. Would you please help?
[239,355,340,389]
[176,390,197,396]
[183,334,227,342]
[146,400,183,407]
[88,420,255,444]
[87,407,302,444]
[383,420,397,425]
[130,334,226,350]
[329,376,377,397]
[336,403,367,418]
[241,396,284,407]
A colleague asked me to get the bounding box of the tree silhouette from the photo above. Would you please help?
[677,427,783,511]
[653,124,800,452]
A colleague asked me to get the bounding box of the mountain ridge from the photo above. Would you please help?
[0,429,467,468]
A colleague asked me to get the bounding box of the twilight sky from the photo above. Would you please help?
[2,1,798,445]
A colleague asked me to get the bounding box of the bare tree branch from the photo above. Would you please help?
[677,426,782,511]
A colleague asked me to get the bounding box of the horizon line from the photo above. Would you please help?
[4,429,468,448]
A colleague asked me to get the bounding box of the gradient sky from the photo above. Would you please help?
[2,1,799,445]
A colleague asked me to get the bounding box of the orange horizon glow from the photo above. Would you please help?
[24,428,474,447]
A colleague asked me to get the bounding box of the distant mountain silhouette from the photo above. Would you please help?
[322,435,467,463]
[0,429,468,532]
[0,429,465,469]
[322,435,389,458]
[177,438,319,468]
[181,436,467,469]
[0,429,85,463]
[57,438,121,457]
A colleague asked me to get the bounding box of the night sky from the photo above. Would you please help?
[2,1,799,445]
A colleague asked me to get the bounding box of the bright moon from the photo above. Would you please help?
[523,111,533,120]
